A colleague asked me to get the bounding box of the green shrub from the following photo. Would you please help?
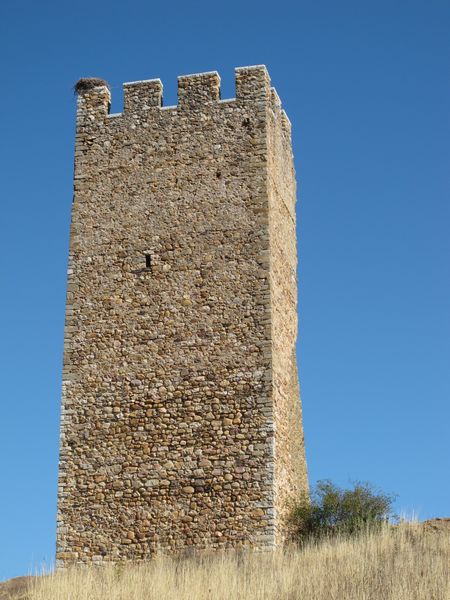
[291,480,397,542]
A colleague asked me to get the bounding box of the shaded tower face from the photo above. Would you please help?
[57,66,308,567]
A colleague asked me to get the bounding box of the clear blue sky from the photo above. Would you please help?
[0,0,449,582]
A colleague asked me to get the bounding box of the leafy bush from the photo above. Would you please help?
[291,480,397,542]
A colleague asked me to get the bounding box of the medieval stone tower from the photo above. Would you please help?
[56,65,308,566]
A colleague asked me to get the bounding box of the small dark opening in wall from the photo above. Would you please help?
[145,254,152,270]
[216,171,221,179]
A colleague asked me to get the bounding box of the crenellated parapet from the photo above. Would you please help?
[123,79,163,112]
[178,71,221,107]
[235,65,271,101]
[270,86,292,139]
[74,65,289,122]
[76,80,111,122]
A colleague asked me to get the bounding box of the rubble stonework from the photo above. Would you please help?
[56,65,308,567]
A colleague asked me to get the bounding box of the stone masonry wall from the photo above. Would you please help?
[56,66,307,566]
[267,90,308,543]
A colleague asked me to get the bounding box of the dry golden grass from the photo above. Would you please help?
[30,523,449,600]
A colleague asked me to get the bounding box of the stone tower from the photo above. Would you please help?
[57,65,307,567]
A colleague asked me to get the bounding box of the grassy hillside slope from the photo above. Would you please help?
[23,522,449,600]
